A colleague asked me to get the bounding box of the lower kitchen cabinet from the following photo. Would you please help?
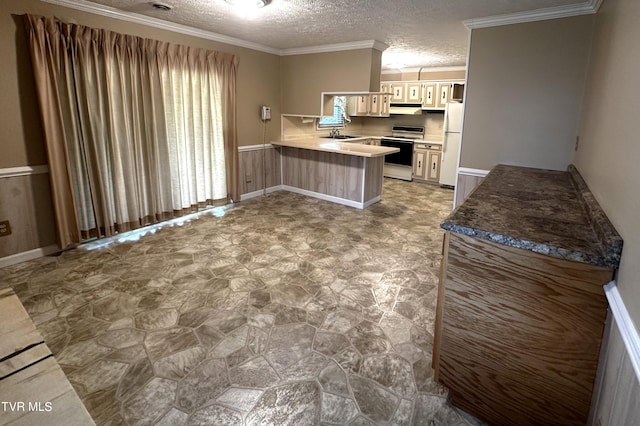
[433,164,623,426]
[413,143,441,183]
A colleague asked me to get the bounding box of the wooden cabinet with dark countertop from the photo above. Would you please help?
[433,164,623,426]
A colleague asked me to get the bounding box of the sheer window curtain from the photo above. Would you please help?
[23,15,239,248]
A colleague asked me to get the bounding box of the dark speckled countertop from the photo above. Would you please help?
[441,164,623,268]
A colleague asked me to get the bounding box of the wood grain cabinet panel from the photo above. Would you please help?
[434,232,613,426]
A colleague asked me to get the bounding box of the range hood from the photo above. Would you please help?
[389,103,422,115]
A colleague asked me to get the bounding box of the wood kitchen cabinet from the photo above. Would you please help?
[422,83,437,109]
[390,82,406,103]
[434,165,623,426]
[347,93,390,117]
[413,142,441,183]
[435,82,451,108]
[382,80,465,110]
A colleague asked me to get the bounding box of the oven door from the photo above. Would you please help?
[380,138,414,181]
[380,138,413,167]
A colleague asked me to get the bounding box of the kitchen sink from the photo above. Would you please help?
[320,135,358,139]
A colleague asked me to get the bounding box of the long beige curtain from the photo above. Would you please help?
[23,15,239,248]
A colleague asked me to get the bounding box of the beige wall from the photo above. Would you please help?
[575,0,640,327]
[281,49,381,115]
[460,16,594,171]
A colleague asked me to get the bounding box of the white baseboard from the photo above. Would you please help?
[281,185,366,209]
[0,165,49,178]
[0,245,60,269]
[238,144,275,152]
[239,185,283,201]
[457,167,490,177]
[604,281,640,381]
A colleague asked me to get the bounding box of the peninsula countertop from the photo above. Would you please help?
[441,164,623,268]
[271,137,400,158]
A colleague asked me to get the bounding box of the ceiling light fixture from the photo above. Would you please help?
[224,0,271,9]
[151,2,172,11]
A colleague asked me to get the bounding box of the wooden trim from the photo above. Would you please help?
[0,165,49,178]
[605,281,640,381]
[0,245,60,269]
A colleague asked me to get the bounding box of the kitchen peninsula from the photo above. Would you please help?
[271,137,399,208]
[434,164,623,425]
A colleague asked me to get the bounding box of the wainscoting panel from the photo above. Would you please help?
[454,168,489,208]
[0,167,58,264]
[238,145,281,198]
[592,283,640,425]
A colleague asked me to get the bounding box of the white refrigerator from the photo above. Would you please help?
[440,102,463,187]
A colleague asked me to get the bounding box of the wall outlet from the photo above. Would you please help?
[0,220,11,237]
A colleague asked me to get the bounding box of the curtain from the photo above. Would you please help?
[23,15,239,248]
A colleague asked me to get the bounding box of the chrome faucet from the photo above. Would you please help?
[329,127,340,138]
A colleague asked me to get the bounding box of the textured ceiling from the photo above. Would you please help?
[66,0,588,69]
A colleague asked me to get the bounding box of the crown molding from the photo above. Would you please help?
[280,40,388,56]
[40,0,388,57]
[41,0,282,55]
[463,0,603,29]
[381,66,466,74]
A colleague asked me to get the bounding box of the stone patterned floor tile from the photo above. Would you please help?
[134,308,179,330]
[245,381,321,426]
[228,355,280,388]
[116,358,155,400]
[176,359,230,412]
[155,408,188,426]
[122,378,177,425]
[188,404,243,425]
[349,375,400,423]
[321,392,359,424]
[97,328,146,349]
[144,327,200,361]
[68,359,129,394]
[318,361,351,398]
[359,354,417,399]
[153,346,208,380]
[391,398,414,426]
[346,321,393,356]
[216,387,263,414]
[0,181,491,426]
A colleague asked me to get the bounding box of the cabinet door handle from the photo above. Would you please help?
[432,162,436,170]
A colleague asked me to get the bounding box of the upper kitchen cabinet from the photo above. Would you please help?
[422,83,437,109]
[344,92,391,117]
[383,80,465,110]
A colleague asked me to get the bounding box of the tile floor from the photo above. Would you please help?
[0,179,479,425]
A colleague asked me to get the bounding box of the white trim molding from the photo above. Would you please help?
[464,0,603,29]
[281,40,388,56]
[457,167,489,177]
[0,245,60,269]
[381,66,467,75]
[41,0,387,57]
[42,0,282,54]
[238,144,275,152]
[281,185,367,209]
[0,165,49,178]
[604,281,640,381]
[239,185,283,201]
